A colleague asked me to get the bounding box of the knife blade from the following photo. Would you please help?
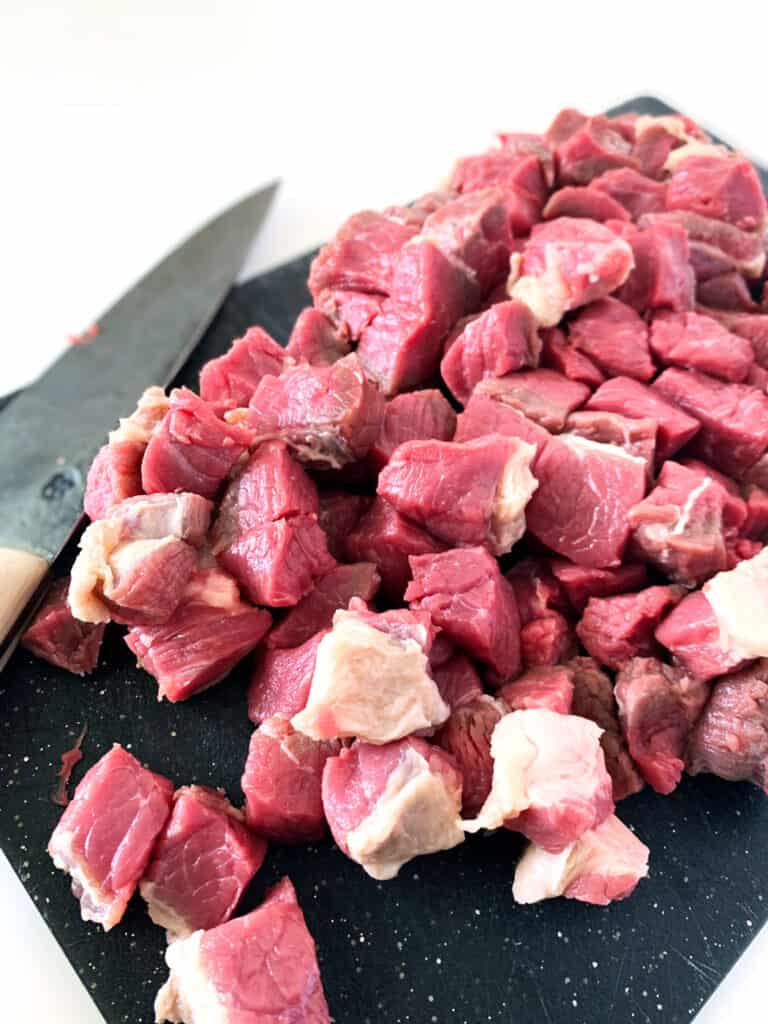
[0,182,278,665]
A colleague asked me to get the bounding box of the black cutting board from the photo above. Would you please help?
[2,96,767,1024]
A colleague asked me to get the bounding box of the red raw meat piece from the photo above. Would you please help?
[242,718,340,843]
[543,186,630,223]
[84,441,144,520]
[48,744,173,931]
[525,433,647,568]
[497,131,556,188]
[520,612,575,668]
[665,154,767,232]
[640,210,766,280]
[587,375,700,461]
[285,307,350,366]
[369,389,456,470]
[550,560,647,614]
[248,354,385,467]
[631,113,708,178]
[441,301,541,405]
[567,656,644,801]
[546,108,588,148]
[450,148,547,207]
[743,485,768,540]
[199,326,286,406]
[688,660,768,792]
[125,568,271,702]
[22,578,105,675]
[474,369,590,432]
[406,546,520,680]
[383,191,457,229]
[696,272,758,312]
[566,410,657,476]
[655,590,749,682]
[698,310,768,369]
[345,496,445,601]
[430,653,484,710]
[435,695,507,816]
[318,289,386,339]
[317,490,371,562]
[499,665,574,714]
[649,311,753,382]
[341,598,438,653]
[154,877,330,1024]
[357,239,473,395]
[568,297,655,382]
[505,557,565,625]
[139,786,266,937]
[615,221,695,313]
[576,586,684,671]
[539,327,605,389]
[454,393,552,459]
[248,628,327,724]
[555,115,637,186]
[589,168,666,219]
[141,388,248,499]
[615,657,709,795]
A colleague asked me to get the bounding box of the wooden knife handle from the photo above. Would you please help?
[0,547,51,669]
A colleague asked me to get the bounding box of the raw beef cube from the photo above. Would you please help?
[546,108,588,148]
[248,354,385,467]
[322,737,464,880]
[342,597,438,652]
[369,389,456,470]
[450,148,548,207]
[649,311,754,382]
[508,217,634,327]
[743,485,768,540]
[125,568,272,702]
[499,665,574,714]
[154,877,330,1024]
[513,814,649,906]
[543,186,630,223]
[345,496,445,601]
[632,113,708,178]
[540,327,606,389]
[589,168,666,219]
[520,612,575,668]
[317,490,371,562]
[640,210,766,280]
[697,272,758,312]
[291,607,449,743]
[357,239,472,395]
[22,577,105,675]
[497,131,556,188]
[688,660,768,792]
[430,653,484,711]
[587,376,700,461]
[108,385,169,446]
[665,153,767,232]
[48,744,173,931]
[241,718,340,843]
[567,656,644,801]
[454,393,551,459]
[318,288,386,339]
[654,367,768,476]
[505,557,565,625]
[141,388,249,499]
[84,441,144,520]
[525,434,646,568]
[576,586,684,671]
[199,326,286,406]
[474,369,590,433]
[699,310,768,368]
[567,297,655,382]
[435,695,507,816]
[550,560,647,614]
[406,547,521,681]
[615,657,709,795]
[465,709,614,852]
[554,116,637,185]
[566,410,657,475]
[441,301,541,405]
[139,786,266,938]
[655,590,748,682]
[616,221,695,314]
[378,435,537,555]
[248,629,327,724]
[285,307,350,366]
[703,547,768,659]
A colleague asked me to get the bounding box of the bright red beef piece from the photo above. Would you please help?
[317,490,371,562]
[540,327,606,389]
[369,389,456,470]
[640,210,766,280]
[550,560,647,614]
[285,307,350,366]
[665,154,767,232]
[697,272,758,313]
[319,288,386,339]
[248,629,328,724]
[139,786,266,938]
[554,115,637,185]
[576,586,684,671]
[649,311,754,382]
[430,653,484,711]
[435,695,507,816]
[84,441,144,520]
[474,369,590,433]
[499,665,574,714]
[497,131,556,188]
[566,410,657,476]
[22,578,105,675]
[655,590,749,682]
[48,744,173,931]
[520,612,575,668]
[454,393,551,459]
[543,186,630,223]
[615,221,695,314]
[199,326,286,406]
[450,148,548,207]
[568,297,655,382]
[589,168,666,219]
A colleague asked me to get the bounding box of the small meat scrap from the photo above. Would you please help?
[576,586,685,671]
[369,389,457,470]
[465,709,614,853]
[285,307,351,366]
[566,410,657,475]
[655,590,749,683]
[84,441,144,521]
[539,327,606,389]
[507,217,634,327]
[247,354,385,467]
[125,567,271,703]
[665,152,767,232]
[248,629,328,724]
[542,186,631,223]
[241,718,339,843]
[440,301,541,405]
[53,725,87,807]
[567,656,643,801]
[48,744,173,931]
[430,653,484,711]
[474,369,590,432]
[139,786,266,938]
[317,489,371,562]
[199,325,287,406]
[499,665,574,715]
[322,737,464,880]
[22,578,105,675]
[688,660,768,792]
[615,657,709,795]
[550,560,647,614]
[553,114,637,186]
[435,695,507,817]
[649,311,754,382]
[589,168,666,219]
[513,814,649,906]
[155,877,330,1024]
[615,221,695,314]
[406,547,521,681]
[378,435,537,555]
[703,547,768,660]
[141,388,250,499]
[567,297,655,382]
[291,606,448,743]
[525,434,647,568]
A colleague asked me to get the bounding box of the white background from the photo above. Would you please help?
[1,1,766,1020]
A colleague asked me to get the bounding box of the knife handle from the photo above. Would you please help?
[0,548,51,670]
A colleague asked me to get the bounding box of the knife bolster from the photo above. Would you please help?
[0,547,51,650]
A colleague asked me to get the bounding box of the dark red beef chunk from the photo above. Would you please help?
[665,154,767,232]
[285,308,351,366]
[435,695,506,816]
[696,272,758,313]
[543,186,630,223]
[248,629,328,724]
[743,485,768,540]
[84,441,144,521]
[655,590,749,683]
[568,297,655,382]
[430,653,484,711]
[317,490,371,562]
[505,557,566,625]
[576,586,685,671]
[539,327,606,389]
[589,168,666,219]
[649,311,753,382]
[550,560,648,614]
[23,578,105,675]
[199,326,286,406]
[615,222,695,314]
[369,390,456,471]
[555,115,637,185]
[587,376,700,461]
[520,612,575,668]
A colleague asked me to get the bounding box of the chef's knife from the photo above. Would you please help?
[0,182,278,667]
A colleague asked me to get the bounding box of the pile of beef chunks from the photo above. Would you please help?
[27,107,768,1022]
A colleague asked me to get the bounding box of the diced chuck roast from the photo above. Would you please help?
[430,653,484,711]
[368,389,457,470]
[435,695,507,816]
[543,185,631,224]
[576,586,685,671]
[285,307,351,366]
[22,578,105,675]
[649,311,754,382]
[248,629,328,724]
[697,271,758,313]
[473,368,590,433]
[640,210,766,281]
[589,168,666,219]
[665,152,767,232]
[540,327,606,389]
[449,146,548,208]
[199,325,287,406]
[551,560,647,614]
[615,222,696,313]
[84,442,144,521]
[655,590,749,683]
[552,115,638,186]
[499,665,575,715]
[567,297,655,382]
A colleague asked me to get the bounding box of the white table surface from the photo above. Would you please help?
[1,2,766,1020]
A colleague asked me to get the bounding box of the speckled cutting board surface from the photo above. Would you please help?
[1,97,767,1024]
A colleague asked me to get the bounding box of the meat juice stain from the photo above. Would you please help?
[53,725,87,807]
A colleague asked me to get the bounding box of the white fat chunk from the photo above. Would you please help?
[704,547,768,658]
[489,440,538,555]
[291,613,449,743]
[154,931,228,1024]
[663,141,729,171]
[508,252,570,328]
[48,829,115,929]
[69,520,124,622]
[634,114,695,143]
[346,745,464,880]
[560,432,647,467]
[109,386,169,445]
[110,493,205,542]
